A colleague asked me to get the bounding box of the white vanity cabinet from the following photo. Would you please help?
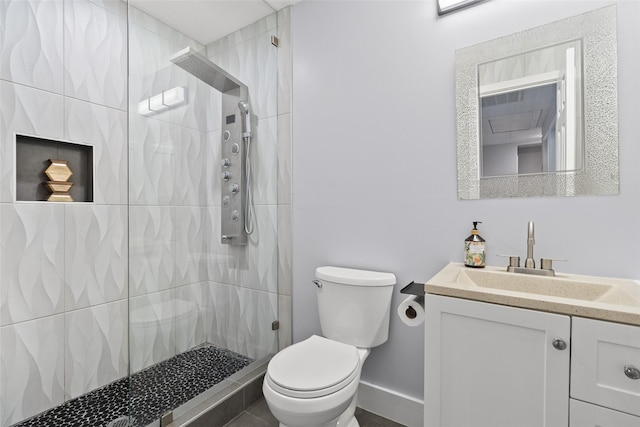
[425,294,640,427]
[570,317,640,426]
[424,294,571,427]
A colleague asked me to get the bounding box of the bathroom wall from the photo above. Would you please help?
[0,0,128,425]
[290,0,640,422]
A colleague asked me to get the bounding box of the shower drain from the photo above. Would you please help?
[106,415,133,427]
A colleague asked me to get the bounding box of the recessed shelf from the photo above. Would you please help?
[16,135,94,202]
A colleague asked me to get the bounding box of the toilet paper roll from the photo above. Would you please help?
[397,295,425,327]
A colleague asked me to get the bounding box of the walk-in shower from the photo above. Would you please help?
[0,2,282,426]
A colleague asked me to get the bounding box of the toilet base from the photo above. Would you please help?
[275,391,360,427]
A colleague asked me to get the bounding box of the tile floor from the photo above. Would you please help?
[223,398,406,427]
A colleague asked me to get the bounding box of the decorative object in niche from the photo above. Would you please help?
[45,160,74,202]
[455,5,618,199]
[15,134,94,202]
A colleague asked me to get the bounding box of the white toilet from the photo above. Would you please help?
[263,266,396,427]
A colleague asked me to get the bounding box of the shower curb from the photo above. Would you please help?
[166,359,269,427]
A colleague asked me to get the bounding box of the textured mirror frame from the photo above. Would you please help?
[455,5,618,200]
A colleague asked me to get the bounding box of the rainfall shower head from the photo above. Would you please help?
[170,47,246,94]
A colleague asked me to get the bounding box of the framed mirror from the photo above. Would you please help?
[455,6,618,199]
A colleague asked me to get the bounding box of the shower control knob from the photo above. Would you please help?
[231,210,240,221]
[221,158,231,167]
[229,183,239,194]
[222,196,231,207]
[222,171,231,181]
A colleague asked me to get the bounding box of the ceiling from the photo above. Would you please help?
[129,0,298,45]
[481,84,557,147]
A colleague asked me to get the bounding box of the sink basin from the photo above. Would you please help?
[426,263,640,316]
[457,269,612,302]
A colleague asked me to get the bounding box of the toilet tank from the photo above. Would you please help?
[315,266,396,348]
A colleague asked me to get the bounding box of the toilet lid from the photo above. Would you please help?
[266,335,360,398]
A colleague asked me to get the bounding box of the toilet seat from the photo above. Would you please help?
[266,335,360,399]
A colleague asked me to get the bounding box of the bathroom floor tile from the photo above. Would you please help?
[223,398,407,427]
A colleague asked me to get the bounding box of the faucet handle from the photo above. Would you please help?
[497,254,520,268]
[540,258,567,271]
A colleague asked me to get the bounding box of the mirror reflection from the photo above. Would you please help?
[479,40,583,178]
[455,6,618,199]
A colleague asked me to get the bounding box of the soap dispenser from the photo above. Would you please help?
[464,221,486,268]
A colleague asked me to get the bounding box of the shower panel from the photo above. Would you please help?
[170,47,251,245]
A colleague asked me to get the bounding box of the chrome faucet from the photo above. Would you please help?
[525,221,535,269]
[504,221,556,276]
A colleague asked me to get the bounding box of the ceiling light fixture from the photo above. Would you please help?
[438,0,485,15]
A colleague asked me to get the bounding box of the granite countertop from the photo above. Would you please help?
[425,262,640,327]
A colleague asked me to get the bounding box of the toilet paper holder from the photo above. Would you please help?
[400,281,425,296]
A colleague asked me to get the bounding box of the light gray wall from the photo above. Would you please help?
[290,0,640,400]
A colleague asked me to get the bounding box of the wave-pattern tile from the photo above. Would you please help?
[207,21,278,121]
[207,283,277,360]
[63,0,127,110]
[65,205,127,310]
[237,205,278,294]
[175,207,209,287]
[129,206,175,297]
[128,115,175,206]
[205,129,221,205]
[174,127,210,207]
[0,204,64,326]
[252,116,278,205]
[206,206,239,286]
[64,300,128,400]
[277,113,292,205]
[206,283,237,353]
[173,69,221,132]
[0,0,64,94]
[129,290,176,373]
[0,81,64,203]
[128,21,173,117]
[64,98,127,205]
[277,7,292,116]
[175,283,208,354]
[277,205,292,297]
[0,315,64,426]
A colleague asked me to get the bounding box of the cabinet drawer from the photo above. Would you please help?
[571,317,640,416]
[570,399,640,427]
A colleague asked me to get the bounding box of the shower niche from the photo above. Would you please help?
[15,134,94,202]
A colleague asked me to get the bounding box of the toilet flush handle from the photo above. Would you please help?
[312,280,322,288]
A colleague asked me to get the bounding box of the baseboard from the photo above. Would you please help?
[357,381,424,427]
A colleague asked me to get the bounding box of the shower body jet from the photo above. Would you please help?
[170,47,253,245]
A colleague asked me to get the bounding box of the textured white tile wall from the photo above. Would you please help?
[0,0,64,93]
[0,81,65,203]
[0,0,129,423]
[0,315,65,426]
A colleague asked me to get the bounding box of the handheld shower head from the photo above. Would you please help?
[238,100,251,139]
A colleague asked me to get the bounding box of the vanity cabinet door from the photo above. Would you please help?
[571,317,640,416]
[570,399,640,427]
[425,294,570,427]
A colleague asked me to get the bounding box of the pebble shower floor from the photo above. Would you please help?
[12,346,253,427]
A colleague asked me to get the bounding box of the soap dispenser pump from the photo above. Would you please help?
[465,221,486,268]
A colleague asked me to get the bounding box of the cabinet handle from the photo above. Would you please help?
[624,365,640,380]
[552,338,567,351]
